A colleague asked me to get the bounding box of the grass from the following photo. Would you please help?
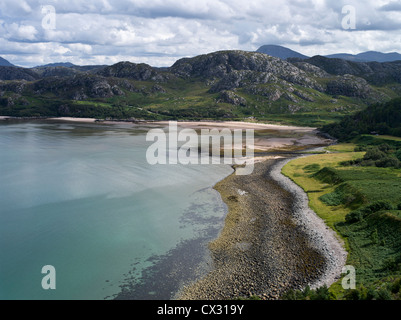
[281,142,401,299]
[281,147,364,230]
[362,134,401,142]
[325,143,356,153]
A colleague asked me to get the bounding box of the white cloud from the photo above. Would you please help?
[0,0,400,67]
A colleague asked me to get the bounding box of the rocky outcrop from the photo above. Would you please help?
[291,62,330,78]
[218,90,247,106]
[95,61,170,82]
[209,70,279,93]
[298,55,401,86]
[326,74,376,99]
[33,74,125,100]
[0,80,27,94]
[0,66,39,81]
[244,85,283,101]
[170,50,304,80]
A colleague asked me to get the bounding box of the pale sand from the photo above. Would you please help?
[0,117,331,150]
[150,121,331,151]
[48,117,97,123]
[151,120,317,132]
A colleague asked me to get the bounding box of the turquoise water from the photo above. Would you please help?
[0,121,232,300]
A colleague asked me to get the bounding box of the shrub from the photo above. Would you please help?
[344,285,369,300]
[395,149,401,162]
[375,287,393,300]
[375,156,401,168]
[311,285,331,300]
[303,163,320,173]
[390,278,401,294]
[354,145,368,152]
[345,200,394,223]
[363,147,387,161]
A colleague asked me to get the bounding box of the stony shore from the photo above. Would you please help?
[177,155,347,300]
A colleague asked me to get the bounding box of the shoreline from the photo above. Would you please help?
[269,156,347,290]
[0,116,331,152]
[0,116,314,129]
[1,116,344,298]
[177,151,347,300]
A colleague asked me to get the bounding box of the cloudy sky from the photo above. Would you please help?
[1,0,401,67]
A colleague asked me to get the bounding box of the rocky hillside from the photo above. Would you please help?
[290,55,401,86]
[1,50,400,124]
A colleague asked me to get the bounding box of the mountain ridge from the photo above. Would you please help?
[255,45,401,63]
[0,57,15,67]
[256,45,309,60]
[1,49,401,126]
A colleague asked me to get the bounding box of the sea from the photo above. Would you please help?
[0,120,233,300]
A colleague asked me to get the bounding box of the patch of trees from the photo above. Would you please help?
[341,143,401,168]
[322,97,401,141]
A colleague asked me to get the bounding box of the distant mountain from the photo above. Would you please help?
[34,62,106,72]
[0,57,14,67]
[256,45,401,63]
[324,53,367,62]
[256,45,309,60]
[37,62,77,68]
[326,51,401,63]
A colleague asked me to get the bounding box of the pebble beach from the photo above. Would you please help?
[178,155,347,300]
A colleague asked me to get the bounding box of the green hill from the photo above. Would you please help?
[1,50,401,125]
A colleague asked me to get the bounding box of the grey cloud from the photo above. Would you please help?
[0,0,400,67]
[380,1,401,12]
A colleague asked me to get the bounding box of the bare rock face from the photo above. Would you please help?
[166,51,325,104]
[218,90,247,106]
[326,74,375,99]
[0,66,39,81]
[32,74,125,100]
[95,61,169,82]
[170,51,300,78]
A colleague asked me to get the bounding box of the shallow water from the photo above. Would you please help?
[0,120,232,300]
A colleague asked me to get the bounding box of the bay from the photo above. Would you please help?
[0,120,233,300]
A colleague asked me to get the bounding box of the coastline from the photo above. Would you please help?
[177,152,347,300]
[0,117,330,151]
[270,156,348,290]
[1,116,344,298]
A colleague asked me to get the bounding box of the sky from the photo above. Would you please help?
[1,0,401,67]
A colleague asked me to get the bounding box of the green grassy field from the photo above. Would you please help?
[281,141,401,300]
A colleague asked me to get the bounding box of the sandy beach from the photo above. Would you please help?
[152,120,332,152]
[0,116,97,123]
[47,117,98,123]
[153,120,316,131]
[0,117,332,151]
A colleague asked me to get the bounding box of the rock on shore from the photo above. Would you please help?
[178,156,346,300]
